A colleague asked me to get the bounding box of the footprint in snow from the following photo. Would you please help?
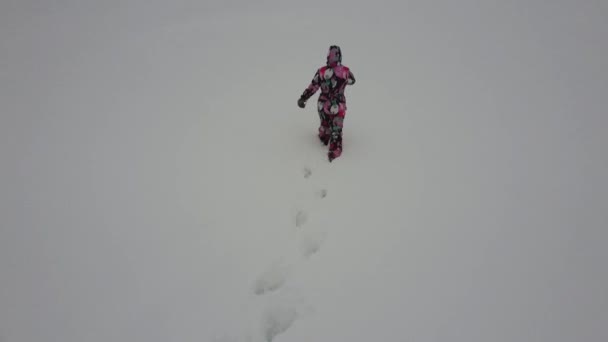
[300,230,326,258]
[317,189,327,199]
[303,167,312,179]
[295,210,307,228]
[253,263,289,295]
[262,305,298,342]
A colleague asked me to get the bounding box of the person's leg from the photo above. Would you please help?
[317,105,331,145]
[328,107,346,161]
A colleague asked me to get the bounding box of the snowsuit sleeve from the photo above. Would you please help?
[347,70,356,85]
[300,69,321,102]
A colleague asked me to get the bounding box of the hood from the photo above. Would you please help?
[326,45,342,67]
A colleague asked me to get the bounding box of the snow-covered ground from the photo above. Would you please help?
[1,1,607,341]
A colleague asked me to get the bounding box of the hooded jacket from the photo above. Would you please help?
[300,46,356,114]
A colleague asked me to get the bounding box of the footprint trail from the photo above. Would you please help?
[235,165,331,341]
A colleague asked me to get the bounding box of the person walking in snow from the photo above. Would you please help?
[298,45,355,162]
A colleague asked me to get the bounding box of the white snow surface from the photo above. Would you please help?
[1,1,608,341]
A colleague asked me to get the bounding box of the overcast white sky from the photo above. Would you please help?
[1,1,607,341]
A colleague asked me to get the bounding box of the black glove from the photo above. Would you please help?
[297,97,306,108]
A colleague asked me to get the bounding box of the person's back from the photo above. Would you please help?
[315,63,354,106]
[298,45,355,162]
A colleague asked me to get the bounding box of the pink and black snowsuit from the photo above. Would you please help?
[298,45,355,161]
